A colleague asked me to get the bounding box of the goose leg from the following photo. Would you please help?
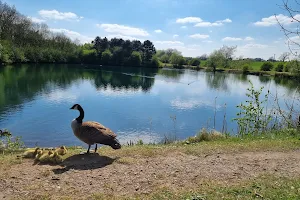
[94,144,98,153]
[87,145,91,154]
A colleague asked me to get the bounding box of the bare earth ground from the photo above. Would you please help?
[0,145,300,200]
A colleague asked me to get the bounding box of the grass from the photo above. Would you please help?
[161,61,296,78]
[89,174,300,200]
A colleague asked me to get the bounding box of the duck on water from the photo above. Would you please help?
[70,104,121,154]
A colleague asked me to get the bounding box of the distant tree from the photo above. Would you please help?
[101,49,112,65]
[279,52,290,62]
[160,54,169,63]
[170,53,185,67]
[129,51,142,66]
[207,49,225,71]
[142,40,156,64]
[132,40,142,52]
[189,58,201,66]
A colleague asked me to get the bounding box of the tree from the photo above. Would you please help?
[101,49,112,65]
[170,53,185,67]
[207,49,225,72]
[219,45,237,67]
[279,52,290,62]
[129,51,142,66]
[189,58,201,66]
[276,0,300,56]
[142,40,156,64]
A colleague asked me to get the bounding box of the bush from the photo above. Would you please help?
[242,65,249,74]
[260,62,273,71]
[150,56,160,67]
[189,58,201,66]
[275,63,284,72]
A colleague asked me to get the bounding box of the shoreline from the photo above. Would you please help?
[1,62,298,79]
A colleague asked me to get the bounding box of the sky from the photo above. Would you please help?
[4,0,300,59]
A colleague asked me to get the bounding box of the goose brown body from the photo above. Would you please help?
[70,104,121,153]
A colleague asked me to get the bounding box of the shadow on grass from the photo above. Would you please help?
[52,153,118,174]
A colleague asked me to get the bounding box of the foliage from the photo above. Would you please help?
[287,60,300,77]
[129,51,142,66]
[260,62,273,71]
[101,49,112,65]
[0,1,159,67]
[242,65,249,74]
[275,63,284,72]
[189,58,201,66]
[0,130,25,152]
[234,81,272,136]
[170,53,185,67]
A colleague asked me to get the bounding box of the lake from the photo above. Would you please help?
[0,64,299,147]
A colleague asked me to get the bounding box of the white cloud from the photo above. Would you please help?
[154,40,184,45]
[27,17,45,23]
[222,36,254,42]
[154,29,163,33]
[180,26,187,29]
[189,34,210,39]
[195,22,223,27]
[242,43,268,49]
[97,23,149,36]
[173,34,179,38]
[245,36,254,41]
[106,34,141,41]
[216,18,232,23]
[176,17,202,24]
[38,9,83,21]
[203,40,213,43]
[194,18,232,27]
[50,28,93,44]
[222,37,243,41]
[254,14,300,27]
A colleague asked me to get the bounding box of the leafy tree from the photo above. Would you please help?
[189,58,201,66]
[260,62,274,71]
[170,53,185,67]
[129,51,142,66]
[142,40,156,64]
[101,49,112,65]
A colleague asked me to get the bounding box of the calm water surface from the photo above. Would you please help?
[0,64,299,147]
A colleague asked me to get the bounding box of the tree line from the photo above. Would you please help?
[0,0,159,67]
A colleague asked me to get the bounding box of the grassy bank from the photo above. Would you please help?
[1,130,300,199]
[161,61,299,79]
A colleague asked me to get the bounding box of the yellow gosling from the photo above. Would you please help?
[55,146,67,155]
[22,147,40,158]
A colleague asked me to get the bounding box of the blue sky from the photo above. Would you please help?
[4,0,300,59]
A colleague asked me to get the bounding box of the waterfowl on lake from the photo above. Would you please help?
[70,103,121,154]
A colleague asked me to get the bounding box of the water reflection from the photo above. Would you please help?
[0,64,299,147]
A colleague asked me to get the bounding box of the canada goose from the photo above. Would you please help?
[70,104,121,154]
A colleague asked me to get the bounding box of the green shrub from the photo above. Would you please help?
[242,65,249,74]
[275,63,284,72]
[260,62,273,71]
[189,58,201,66]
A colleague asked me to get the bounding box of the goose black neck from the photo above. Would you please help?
[76,106,84,123]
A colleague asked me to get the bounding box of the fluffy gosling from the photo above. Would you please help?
[55,146,67,155]
[22,147,40,158]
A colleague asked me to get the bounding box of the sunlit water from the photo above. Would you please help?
[0,64,299,147]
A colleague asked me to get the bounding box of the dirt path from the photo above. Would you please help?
[1,150,300,199]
